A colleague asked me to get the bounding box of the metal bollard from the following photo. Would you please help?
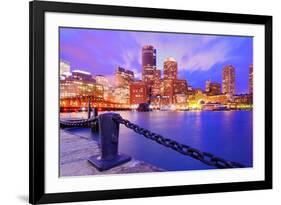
[93,107,98,117]
[91,107,99,133]
[87,99,91,119]
[88,113,131,171]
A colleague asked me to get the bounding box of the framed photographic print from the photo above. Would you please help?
[29,0,272,204]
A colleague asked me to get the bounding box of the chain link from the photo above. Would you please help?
[60,116,98,128]
[60,114,245,169]
[113,115,245,169]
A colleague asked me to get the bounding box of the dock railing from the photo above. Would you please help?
[60,112,245,171]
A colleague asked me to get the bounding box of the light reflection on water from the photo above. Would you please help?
[61,110,253,171]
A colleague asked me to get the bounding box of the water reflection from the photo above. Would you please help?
[61,110,253,171]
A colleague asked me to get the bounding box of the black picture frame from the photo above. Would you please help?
[29,0,272,204]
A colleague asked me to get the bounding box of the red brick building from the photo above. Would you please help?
[129,81,148,105]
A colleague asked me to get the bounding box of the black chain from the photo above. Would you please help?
[113,115,245,169]
[60,117,98,128]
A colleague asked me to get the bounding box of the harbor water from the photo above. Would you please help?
[61,110,253,171]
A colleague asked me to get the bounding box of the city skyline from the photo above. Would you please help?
[58,28,253,176]
[60,27,253,94]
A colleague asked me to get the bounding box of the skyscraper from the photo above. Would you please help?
[249,64,253,94]
[151,69,161,96]
[142,45,157,95]
[163,57,178,80]
[163,79,174,104]
[142,66,155,88]
[163,57,178,104]
[114,67,134,104]
[222,65,235,96]
[142,45,155,68]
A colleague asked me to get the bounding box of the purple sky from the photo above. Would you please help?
[60,27,253,94]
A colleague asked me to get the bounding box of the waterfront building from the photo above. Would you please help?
[60,81,104,110]
[173,79,188,105]
[142,45,155,86]
[142,45,157,94]
[162,57,178,104]
[249,64,253,94]
[175,94,188,107]
[151,69,161,96]
[188,88,207,109]
[114,67,134,105]
[60,69,104,109]
[142,45,155,68]
[163,79,174,104]
[105,87,116,103]
[222,65,235,96]
[226,94,253,109]
[233,94,253,105]
[173,79,188,95]
[115,66,134,87]
[163,57,178,80]
[142,65,155,89]
[95,75,109,86]
[112,86,130,105]
[60,75,77,98]
[72,70,94,82]
[60,60,71,76]
[187,85,196,96]
[130,81,148,106]
[95,75,111,101]
[205,80,221,96]
[207,94,228,104]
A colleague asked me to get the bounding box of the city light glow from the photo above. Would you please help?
[58,28,254,175]
[59,28,253,112]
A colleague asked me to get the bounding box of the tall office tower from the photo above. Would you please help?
[222,65,235,96]
[249,64,253,94]
[163,79,174,104]
[163,57,178,80]
[151,69,161,96]
[142,45,155,68]
[163,57,178,104]
[142,66,155,88]
[142,45,156,87]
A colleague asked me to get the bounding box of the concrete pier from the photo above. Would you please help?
[60,129,164,176]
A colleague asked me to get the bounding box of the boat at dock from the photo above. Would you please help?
[137,103,151,112]
[202,103,229,111]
